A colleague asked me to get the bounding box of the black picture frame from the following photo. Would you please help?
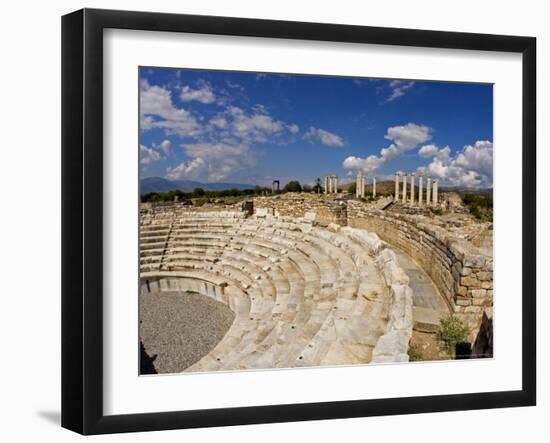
[62,8,536,435]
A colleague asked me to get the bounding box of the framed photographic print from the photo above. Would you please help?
[61,8,536,435]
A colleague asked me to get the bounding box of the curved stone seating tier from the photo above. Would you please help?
[140,211,414,371]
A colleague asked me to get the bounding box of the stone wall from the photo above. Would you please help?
[347,200,493,339]
[253,194,347,226]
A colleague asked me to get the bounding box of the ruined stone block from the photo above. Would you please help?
[477,271,492,281]
[481,281,493,290]
[463,255,486,268]
[456,296,472,307]
[470,289,487,298]
[461,275,482,288]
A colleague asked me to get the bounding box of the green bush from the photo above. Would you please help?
[283,180,302,193]
[193,197,209,207]
[462,192,493,221]
[469,203,483,220]
[436,316,469,358]
[407,344,423,362]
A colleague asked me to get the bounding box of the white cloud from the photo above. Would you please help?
[209,117,227,130]
[207,106,291,144]
[180,83,216,104]
[165,157,206,181]
[342,155,384,174]
[304,127,345,147]
[384,123,432,150]
[386,80,415,102]
[418,140,493,188]
[418,144,439,157]
[167,142,256,182]
[229,107,284,142]
[226,80,244,90]
[343,123,431,173]
[140,144,161,166]
[288,124,300,134]
[140,80,202,137]
[153,139,171,156]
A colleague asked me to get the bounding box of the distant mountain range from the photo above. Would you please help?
[140,177,256,195]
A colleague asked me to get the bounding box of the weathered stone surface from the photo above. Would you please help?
[255,207,272,217]
[463,255,486,268]
[342,226,384,255]
[376,249,410,286]
[387,284,414,332]
[471,289,487,298]
[372,330,411,363]
[477,271,492,281]
[461,276,482,288]
[456,296,472,307]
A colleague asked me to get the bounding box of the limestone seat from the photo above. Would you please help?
[140,209,410,371]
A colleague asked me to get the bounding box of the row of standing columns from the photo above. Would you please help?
[355,172,376,199]
[394,172,438,206]
[324,175,339,194]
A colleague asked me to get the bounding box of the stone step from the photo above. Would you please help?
[140,211,412,371]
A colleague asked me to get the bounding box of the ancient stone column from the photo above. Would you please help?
[418,173,424,206]
[402,174,407,203]
[426,177,431,206]
[410,173,415,205]
[372,176,376,198]
[333,176,338,194]
[324,176,329,194]
[433,179,438,205]
[356,173,365,198]
[394,173,400,201]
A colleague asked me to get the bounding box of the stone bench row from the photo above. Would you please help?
[139,212,414,370]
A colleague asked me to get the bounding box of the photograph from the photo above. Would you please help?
[138,67,494,375]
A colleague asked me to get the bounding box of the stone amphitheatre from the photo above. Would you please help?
[139,173,493,374]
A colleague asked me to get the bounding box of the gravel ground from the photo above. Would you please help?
[139,291,235,374]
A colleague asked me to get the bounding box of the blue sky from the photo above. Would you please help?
[139,67,493,188]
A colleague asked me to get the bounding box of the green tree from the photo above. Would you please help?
[348,182,357,195]
[283,180,302,193]
[312,177,323,194]
[192,187,205,197]
[302,184,312,193]
[436,316,469,359]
